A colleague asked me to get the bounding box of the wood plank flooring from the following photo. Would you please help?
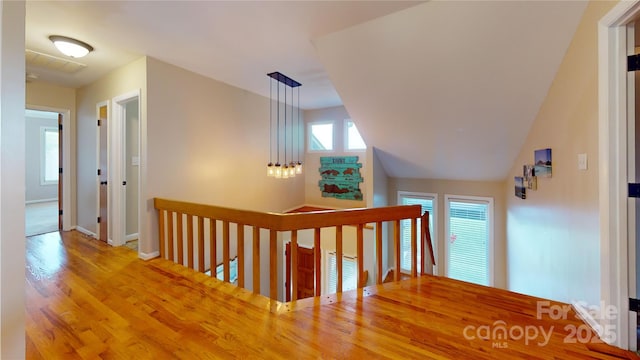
[26,231,639,359]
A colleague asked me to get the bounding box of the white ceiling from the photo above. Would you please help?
[25,0,422,109]
[25,1,588,181]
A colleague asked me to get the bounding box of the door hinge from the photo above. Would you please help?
[59,123,63,131]
[97,217,101,224]
[629,54,640,72]
[59,209,63,216]
[630,298,640,312]
[97,169,101,176]
[59,167,63,174]
[97,119,101,126]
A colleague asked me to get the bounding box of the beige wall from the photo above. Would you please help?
[505,1,616,305]
[76,57,147,238]
[389,178,506,289]
[26,81,76,223]
[304,105,367,208]
[144,57,304,256]
[0,1,26,357]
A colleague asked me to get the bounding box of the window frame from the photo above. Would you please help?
[344,119,366,152]
[40,126,59,186]
[397,191,438,275]
[444,194,494,286]
[307,121,334,152]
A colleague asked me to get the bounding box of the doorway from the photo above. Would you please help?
[25,104,72,235]
[24,109,60,236]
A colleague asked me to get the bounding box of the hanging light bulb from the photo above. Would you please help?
[282,164,289,179]
[295,161,303,174]
[267,162,275,177]
[274,163,282,178]
[289,162,296,177]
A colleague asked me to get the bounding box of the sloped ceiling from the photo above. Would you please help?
[313,1,588,180]
[25,1,422,109]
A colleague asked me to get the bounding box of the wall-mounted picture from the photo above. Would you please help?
[515,176,526,199]
[523,164,537,190]
[534,148,552,178]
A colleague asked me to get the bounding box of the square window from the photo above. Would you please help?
[308,122,333,151]
[41,127,59,185]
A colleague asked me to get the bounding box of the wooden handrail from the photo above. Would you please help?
[154,197,433,302]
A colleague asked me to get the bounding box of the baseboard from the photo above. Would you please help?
[571,301,603,339]
[75,226,96,238]
[126,233,139,242]
[25,198,58,205]
[139,251,159,261]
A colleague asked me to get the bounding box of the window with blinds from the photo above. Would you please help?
[398,193,435,274]
[445,196,493,286]
[326,252,357,294]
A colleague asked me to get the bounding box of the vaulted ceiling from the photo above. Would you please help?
[25,0,588,181]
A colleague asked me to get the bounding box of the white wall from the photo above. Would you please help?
[26,81,76,224]
[76,57,147,237]
[304,106,367,209]
[505,1,616,305]
[25,113,58,202]
[0,1,26,357]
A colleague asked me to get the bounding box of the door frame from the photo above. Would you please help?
[111,90,141,248]
[26,104,71,231]
[599,0,640,350]
[96,101,110,242]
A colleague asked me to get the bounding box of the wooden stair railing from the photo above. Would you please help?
[154,198,435,302]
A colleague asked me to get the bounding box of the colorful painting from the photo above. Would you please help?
[515,176,526,199]
[534,148,552,178]
[318,156,363,200]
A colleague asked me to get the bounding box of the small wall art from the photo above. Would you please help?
[534,148,552,178]
[515,176,526,199]
[318,156,363,200]
[523,164,537,190]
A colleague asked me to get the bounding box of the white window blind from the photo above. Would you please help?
[327,253,357,294]
[399,196,434,273]
[447,200,489,286]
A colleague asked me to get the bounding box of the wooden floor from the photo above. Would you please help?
[26,231,639,359]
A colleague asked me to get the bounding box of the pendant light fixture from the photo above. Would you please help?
[266,72,302,179]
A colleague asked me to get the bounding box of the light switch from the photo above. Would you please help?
[578,153,587,170]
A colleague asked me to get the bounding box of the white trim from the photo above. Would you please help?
[443,194,494,287]
[397,191,438,275]
[25,198,57,205]
[111,90,141,249]
[139,251,159,261]
[572,302,604,340]
[598,0,640,349]
[26,105,71,231]
[126,233,139,242]
[75,226,96,238]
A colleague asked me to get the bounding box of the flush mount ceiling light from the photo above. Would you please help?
[49,35,93,58]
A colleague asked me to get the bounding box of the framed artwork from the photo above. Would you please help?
[523,164,537,190]
[534,148,552,178]
[515,176,526,199]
